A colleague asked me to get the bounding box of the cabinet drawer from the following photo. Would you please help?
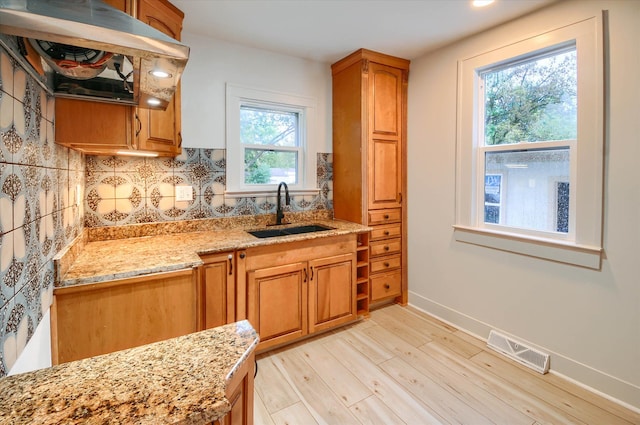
[370,254,401,274]
[370,238,402,257]
[371,270,402,301]
[368,208,401,225]
[370,223,402,241]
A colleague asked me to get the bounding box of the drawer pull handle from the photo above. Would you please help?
[135,113,142,137]
[384,214,390,219]
[384,283,390,289]
[384,231,390,236]
[384,262,390,267]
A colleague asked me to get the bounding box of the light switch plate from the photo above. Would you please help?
[175,185,193,201]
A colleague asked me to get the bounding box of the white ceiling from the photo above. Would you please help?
[171,0,558,63]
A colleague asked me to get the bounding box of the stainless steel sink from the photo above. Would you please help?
[248,224,335,238]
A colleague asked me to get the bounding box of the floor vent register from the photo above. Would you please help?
[487,330,550,374]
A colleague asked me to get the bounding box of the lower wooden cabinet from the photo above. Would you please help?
[51,268,198,365]
[308,253,357,333]
[247,262,308,350]
[51,233,361,373]
[370,270,402,301]
[199,252,236,329]
[240,234,358,352]
[368,208,404,304]
[213,351,255,425]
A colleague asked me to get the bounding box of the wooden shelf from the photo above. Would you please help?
[355,232,370,317]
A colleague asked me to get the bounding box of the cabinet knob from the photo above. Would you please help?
[384,262,390,267]
[239,252,246,259]
[384,283,390,289]
[384,231,390,236]
[384,245,390,251]
[384,214,390,219]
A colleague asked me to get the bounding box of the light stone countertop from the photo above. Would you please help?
[0,320,259,425]
[58,218,370,287]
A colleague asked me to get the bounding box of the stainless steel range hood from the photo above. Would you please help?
[0,0,189,110]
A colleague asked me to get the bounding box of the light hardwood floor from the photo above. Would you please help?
[254,304,639,425]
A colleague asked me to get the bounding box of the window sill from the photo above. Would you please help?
[225,188,320,198]
[452,225,602,269]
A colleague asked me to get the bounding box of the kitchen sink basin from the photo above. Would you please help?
[248,224,335,238]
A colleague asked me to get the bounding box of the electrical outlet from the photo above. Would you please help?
[175,185,193,202]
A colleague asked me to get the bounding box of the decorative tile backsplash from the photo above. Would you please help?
[0,46,84,376]
[84,149,333,227]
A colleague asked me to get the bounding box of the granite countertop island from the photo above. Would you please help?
[0,320,259,424]
[55,213,370,287]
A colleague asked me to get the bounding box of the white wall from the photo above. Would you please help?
[407,0,639,408]
[179,33,332,153]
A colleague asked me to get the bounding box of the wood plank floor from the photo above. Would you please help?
[254,304,640,425]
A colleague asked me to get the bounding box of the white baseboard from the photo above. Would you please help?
[408,290,640,413]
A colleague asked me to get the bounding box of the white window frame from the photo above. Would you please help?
[226,84,319,196]
[454,16,604,269]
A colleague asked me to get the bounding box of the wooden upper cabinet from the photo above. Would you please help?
[135,0,183,156]
[54,0,183,157]
[368,62,403,209]
[369,138,402,209]
[55,99,133,153]
[370,63,402,136]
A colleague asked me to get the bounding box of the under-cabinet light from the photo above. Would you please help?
[115,150,159,157]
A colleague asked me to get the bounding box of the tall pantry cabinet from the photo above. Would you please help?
[332,49,409,310]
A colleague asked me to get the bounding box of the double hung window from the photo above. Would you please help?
[226,84,318,195]
[454,16,604,268]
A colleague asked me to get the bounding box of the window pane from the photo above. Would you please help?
[483,49,577,145]
[240,106,298,147]
[484,174,502,224]
[244,149,298,184]
[484,148,570,233]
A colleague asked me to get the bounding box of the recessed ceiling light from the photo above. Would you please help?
[473,0,495,7]
[147,98,162,106]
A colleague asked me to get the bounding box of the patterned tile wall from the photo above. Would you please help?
[0,46,85,376]
[84,149,333,227]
